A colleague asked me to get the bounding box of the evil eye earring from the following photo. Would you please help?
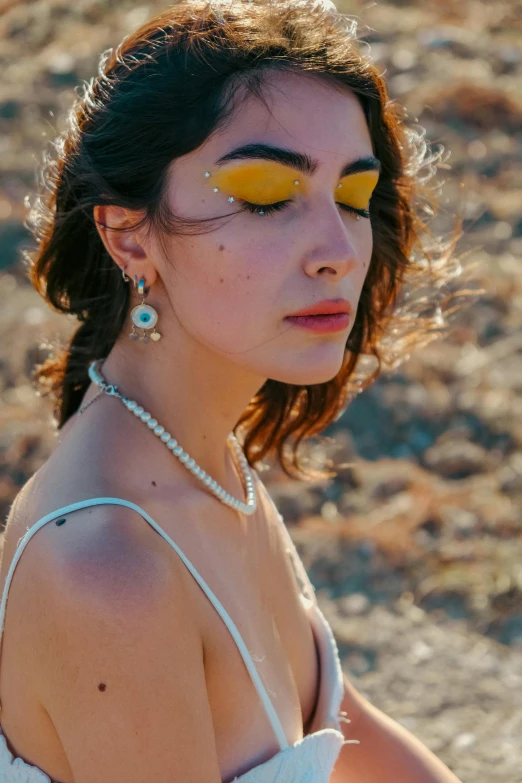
[204,171,361,218]
[128,274,162,343]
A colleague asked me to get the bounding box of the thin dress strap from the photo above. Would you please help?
[253,474,318,607]
[273,510,318,605]
[267,502,348,734]
[0,497,290,751]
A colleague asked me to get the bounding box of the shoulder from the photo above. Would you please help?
[4,491,223,780]
[3,483,195,661]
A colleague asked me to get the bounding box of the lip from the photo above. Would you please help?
[285,298,352,317]
[284,312,351,333]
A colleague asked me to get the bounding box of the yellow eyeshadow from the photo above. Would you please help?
[207,162,379,208]
[336,170,379,210]
[209,160,306,205]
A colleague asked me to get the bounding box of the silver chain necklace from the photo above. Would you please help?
[79,359,257,515]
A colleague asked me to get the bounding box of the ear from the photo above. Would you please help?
[93,205,158,286]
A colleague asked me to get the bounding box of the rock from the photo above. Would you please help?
[337,593,371,616]
[423,439,489,478]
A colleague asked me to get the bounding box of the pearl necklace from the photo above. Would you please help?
[82,359,257,516]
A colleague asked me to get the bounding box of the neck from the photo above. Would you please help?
[88,328,267,493]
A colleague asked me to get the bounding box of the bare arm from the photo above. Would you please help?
[330,673,463,783]
[28,508,223,783]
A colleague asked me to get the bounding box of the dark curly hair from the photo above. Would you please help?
[25,0,470,480]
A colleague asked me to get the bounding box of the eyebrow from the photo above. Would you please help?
[214,142,381,178]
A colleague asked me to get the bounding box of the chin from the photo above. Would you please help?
[270,361,344,387]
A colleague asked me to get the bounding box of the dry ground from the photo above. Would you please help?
[0,0,521,780]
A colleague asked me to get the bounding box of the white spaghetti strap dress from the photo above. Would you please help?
[0,497,358,782]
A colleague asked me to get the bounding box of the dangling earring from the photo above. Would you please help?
[129,275,161,344]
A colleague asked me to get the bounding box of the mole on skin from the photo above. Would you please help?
[98,683,106,692]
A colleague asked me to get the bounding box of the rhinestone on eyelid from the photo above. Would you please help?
[203,170,359,217]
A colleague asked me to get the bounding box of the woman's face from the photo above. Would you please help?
[156,70,379,386]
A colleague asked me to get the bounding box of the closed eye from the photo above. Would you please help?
[240,200,370,218]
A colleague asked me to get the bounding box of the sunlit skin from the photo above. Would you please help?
[41,69,465,783]
[85,70,380,491]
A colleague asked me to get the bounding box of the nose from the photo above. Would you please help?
[301,202,361,279]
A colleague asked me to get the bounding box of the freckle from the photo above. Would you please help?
[246,275,250,280]
[219,245,225,251]
[98,683,106,692]
[219,278,224,283]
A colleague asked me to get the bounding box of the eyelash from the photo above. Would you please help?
[240,199,371,219]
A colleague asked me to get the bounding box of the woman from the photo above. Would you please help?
[0,0,467,780]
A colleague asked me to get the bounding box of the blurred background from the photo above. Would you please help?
[0,0,521,780]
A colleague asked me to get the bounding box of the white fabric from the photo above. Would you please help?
[0,497,355,781]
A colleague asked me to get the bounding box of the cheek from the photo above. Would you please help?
[361,225,373,269]
[172,236,284,339]
[209,240,274,292]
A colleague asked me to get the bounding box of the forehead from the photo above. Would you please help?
[198,70,374,172]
